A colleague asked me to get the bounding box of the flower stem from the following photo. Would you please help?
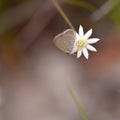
[66,81,89,120]
[51,0,75,30]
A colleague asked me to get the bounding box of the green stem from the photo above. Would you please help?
[66,81,89,120]
[51,0,75,30]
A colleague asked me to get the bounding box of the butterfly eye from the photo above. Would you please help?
[53,29,76,53]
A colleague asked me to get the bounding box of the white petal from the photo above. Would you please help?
[77,49,82,58]
[83,48,89,59]
[87,45,97,52]
[79,25,84,37]
[84,29,92,39]
[87,38,100,44]
[76,32,80,39]
[70,43,77,54]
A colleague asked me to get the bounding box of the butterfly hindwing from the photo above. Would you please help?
[53,29,76,53]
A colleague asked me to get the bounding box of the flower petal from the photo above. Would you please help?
[76,32,80,39]
[70,43,77,54]
[77,49,82,58]
[83,48,89,59]
[79,25,84,37]
[84,29,92,39]
[87,45,97,52]
[87,38,100,44]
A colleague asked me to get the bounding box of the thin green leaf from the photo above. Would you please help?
[62,0,96,12]
[107,0,120,28]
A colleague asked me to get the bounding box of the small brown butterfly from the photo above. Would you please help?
[53,29,76,54]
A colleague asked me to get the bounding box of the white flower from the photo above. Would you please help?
[71,25,100,59]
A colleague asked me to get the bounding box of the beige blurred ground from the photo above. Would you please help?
[0,0,120,120]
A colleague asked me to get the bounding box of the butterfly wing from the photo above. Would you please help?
[53,29,76,53]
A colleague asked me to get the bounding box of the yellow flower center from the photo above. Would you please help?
[76,39,88,49]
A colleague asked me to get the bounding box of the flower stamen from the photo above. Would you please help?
[76,39,88,49]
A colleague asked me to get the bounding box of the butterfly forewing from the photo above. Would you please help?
[53,29,76,53]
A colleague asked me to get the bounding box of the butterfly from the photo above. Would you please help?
[53,29,76,54]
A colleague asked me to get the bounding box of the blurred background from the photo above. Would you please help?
[0,0,120,120]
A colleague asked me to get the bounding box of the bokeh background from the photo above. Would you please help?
[0,0,120,120]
